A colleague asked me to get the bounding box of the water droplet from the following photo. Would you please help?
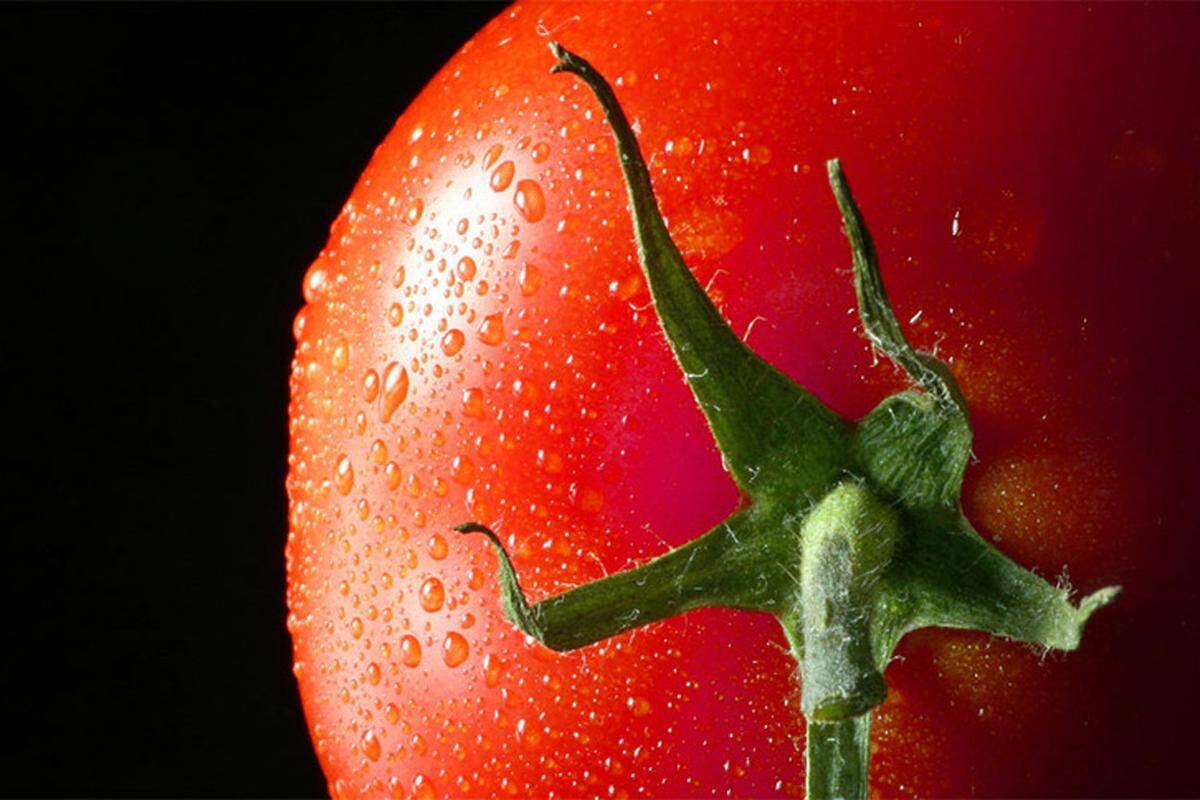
[360,729,381,761]
[517,717,543,748]
[477,314,504,346]
[461,388,485,419]
[455,256,477,281]
[482,143,503,171]
[489,160,515,192]
[350,617,363,639]
[483,652,504,687]
[518,263,542,296]
[335,456,354,496]
[531,142,550,163]
[742,144,772,165]
[451,455,475,484]
[366,661,382,685]
[627,696,652,717]
[537,449,564,474]
[292,307,309,341]
[405,199,424,225]
[428,534,448,560]
[330,338,349,372]
[412,775,436,800]
[571,483,604,514]
[441,329,466,356]
[420,577,445,612]
[387,302,404,327]
[442,632,469,667]
[513,180,546,222]
[400,634,422,667]
[610,273,643,302]
[303,267,327,303]
[468,566,485,590]
[381,362,409,422]
[384,462,402,490]
[362,369,380,402]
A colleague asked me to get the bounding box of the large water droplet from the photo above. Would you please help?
[428,533,448,560]
[483,652,503,687]
[461,388,485,419]
[360,729,381,762]
[335,456,354,496]
[381,362,409,422]
[400,634,422,667]
[387,302,404,327]
[303,267,327,303]
[420,577,445,612]
[513,180,546,222]
[478,314,504,346]
[330,338,349,372]
[489,160,515,192]
[452,455,475,483]
[362,369,380,402]
[440,329,466,356]
[518,263,542,296]
[412,774,436,800]
[442,632,469,667]
[455,256,476,281]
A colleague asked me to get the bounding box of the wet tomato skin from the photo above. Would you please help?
[287,3,1200,798]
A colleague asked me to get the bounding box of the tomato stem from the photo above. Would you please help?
[458,41,1121,800]
[805,717,872,800]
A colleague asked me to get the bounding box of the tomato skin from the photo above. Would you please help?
[287,3,1200,798]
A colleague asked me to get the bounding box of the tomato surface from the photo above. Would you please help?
[286,3,1200,797]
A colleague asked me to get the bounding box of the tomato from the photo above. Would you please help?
[286,3,1200,798]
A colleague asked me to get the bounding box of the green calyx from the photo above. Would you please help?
[456,42,1120,800]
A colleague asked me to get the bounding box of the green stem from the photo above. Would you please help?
[806,717,872,800]
[455,41,1121,800]
[797,484,897,722]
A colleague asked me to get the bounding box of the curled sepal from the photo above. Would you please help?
[550,41,850,498]
[456,510,785,652]
[854,391,972,509]
[884,510,1121,652]
[827,159,968,416]
[454,522,546,642]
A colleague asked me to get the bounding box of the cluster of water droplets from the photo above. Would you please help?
[280,9,843,796]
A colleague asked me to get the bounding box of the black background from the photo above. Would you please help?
[2,4,503,796]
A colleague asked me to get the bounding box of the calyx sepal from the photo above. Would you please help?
[455,42,1120,800]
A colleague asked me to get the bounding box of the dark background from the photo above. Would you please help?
[2,4,504,796]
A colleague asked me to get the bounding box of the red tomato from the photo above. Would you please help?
[287,3,1200,797]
